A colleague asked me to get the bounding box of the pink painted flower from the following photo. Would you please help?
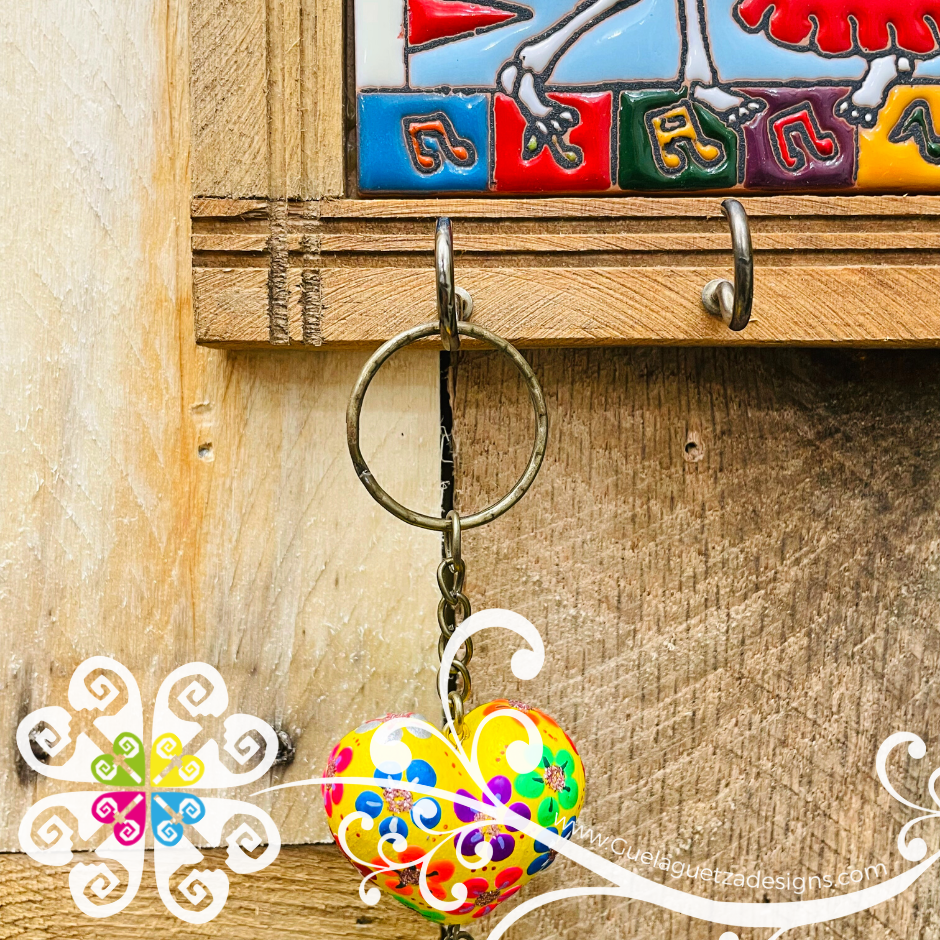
[322,744,353,817]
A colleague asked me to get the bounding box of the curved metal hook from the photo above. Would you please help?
[436,217,473,352]
[702,199,754,332]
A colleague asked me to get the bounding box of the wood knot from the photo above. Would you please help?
[683,431,705,463]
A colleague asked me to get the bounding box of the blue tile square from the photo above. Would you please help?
[358,93,491,193]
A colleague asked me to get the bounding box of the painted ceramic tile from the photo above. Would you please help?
[358,93,491,191]
[493,92,612,192]
[354,0,940,194]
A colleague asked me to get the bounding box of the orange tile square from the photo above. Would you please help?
[858,85,940,191]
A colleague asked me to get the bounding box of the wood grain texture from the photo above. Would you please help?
[191,0,341,200]
[0,0,441,858]
[191,0,269,197]
[194,264,940,348]
[0,845,436,939]
[316,195,940,218]
[451,347,940,940]
[310,0,345,198]
[191,197,940,348]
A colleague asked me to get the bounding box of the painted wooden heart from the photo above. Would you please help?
[322,699,585,926]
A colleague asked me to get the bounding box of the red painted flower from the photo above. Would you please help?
[454,867,523,918]
[322,744,353,817]
[372,846,456,900]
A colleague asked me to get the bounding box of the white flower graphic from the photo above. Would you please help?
[16,656,281,924]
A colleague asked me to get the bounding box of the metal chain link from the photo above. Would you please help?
[438,510,472,737]
[442,925,475,940]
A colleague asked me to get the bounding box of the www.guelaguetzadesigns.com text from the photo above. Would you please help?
[555,815,888,895]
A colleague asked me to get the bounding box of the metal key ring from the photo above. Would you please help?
[347,321,548,532]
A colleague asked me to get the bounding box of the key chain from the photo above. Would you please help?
[321,219,586,933]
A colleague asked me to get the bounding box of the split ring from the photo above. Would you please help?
[347,321,548,532]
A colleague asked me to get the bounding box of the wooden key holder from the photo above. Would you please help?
[191,0,940,350]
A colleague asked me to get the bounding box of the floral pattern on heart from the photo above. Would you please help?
[322,699,585,926]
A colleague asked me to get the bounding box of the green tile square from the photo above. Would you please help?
[618,90,740,192]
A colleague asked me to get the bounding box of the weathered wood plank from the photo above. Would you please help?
[193,231,940,253]
[311,0,345,198]
[192,194,940,220]
[0,845,436,939]
[316,195,940,219]
[191,0,269,197]
[190,196,940,347]
[194,265,940,348]
[191,0,340,201]
[452,347,940,940]
[0,0,441,855]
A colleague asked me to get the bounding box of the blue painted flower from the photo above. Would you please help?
[354,759,442,831]
[379,815,409,840]
[526,816,576,876]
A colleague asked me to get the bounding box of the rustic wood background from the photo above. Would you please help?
[0,2,437,937]
[452,347,940,939]
[4,0,940,937]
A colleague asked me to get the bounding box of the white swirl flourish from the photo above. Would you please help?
[255,608,940,940]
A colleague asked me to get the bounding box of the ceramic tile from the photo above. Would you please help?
[493,92,612,193]
[618,90,739,191]
[356,0,406,89]
[358,93,491,192]
[858,86,940,190]
[354,0,940,195]
[742,87,856,190]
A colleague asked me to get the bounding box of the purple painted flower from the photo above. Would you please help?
[454,776,525,863]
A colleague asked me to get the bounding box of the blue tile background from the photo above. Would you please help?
[358,93,491,192]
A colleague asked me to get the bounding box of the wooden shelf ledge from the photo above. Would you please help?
[192,196,940,348]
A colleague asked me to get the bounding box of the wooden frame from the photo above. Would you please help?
[191,0,940,348]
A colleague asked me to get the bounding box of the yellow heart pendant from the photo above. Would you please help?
[323,700,585,926]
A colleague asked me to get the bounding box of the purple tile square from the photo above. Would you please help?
[743,87,856,191]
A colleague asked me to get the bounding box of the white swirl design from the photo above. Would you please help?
[257,607,940,940]
[16,658,281,924]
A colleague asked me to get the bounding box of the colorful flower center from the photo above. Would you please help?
[397,865,421,888]
[383,787,414,813]
[507,699,531,712]
[543,763,566,792]
[472,812,502,841]
[476,889,502,906]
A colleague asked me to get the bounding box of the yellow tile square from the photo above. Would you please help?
[858,85,940,191]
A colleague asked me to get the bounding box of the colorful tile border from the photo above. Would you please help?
[355,0,940,196]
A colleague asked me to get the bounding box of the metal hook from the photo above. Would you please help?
[436,217,473,352]
[702,198,754,333]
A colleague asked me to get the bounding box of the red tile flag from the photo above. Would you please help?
[408,0,521,47]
